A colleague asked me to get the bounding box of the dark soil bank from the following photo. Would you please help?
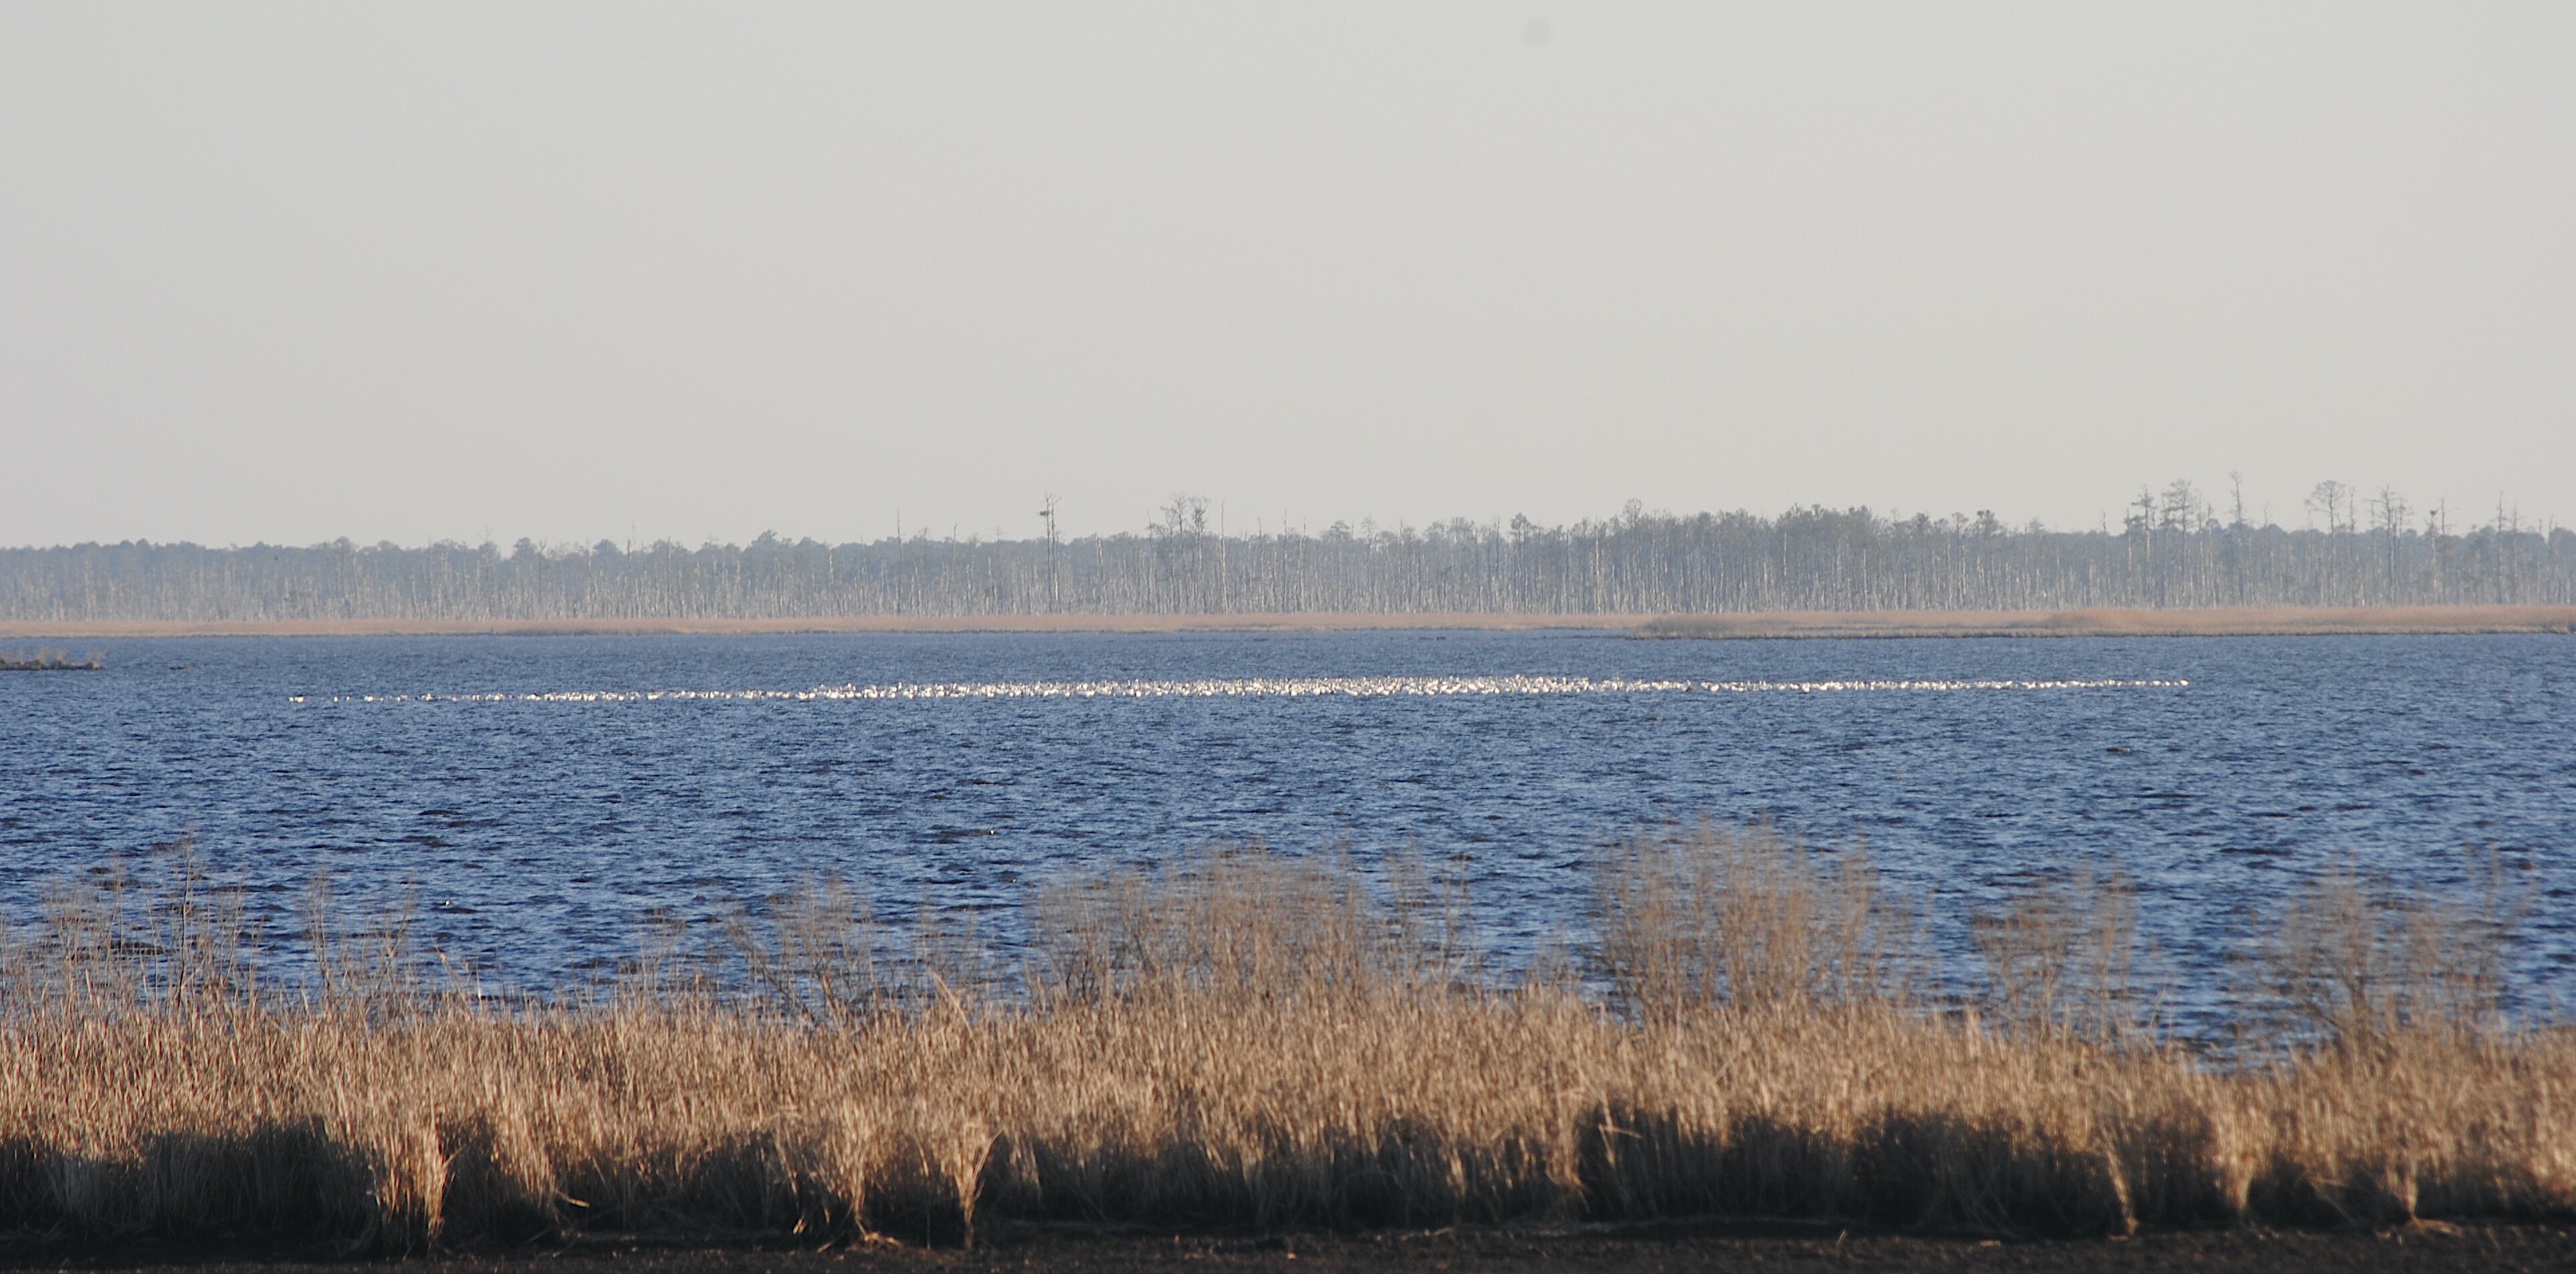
[13,1226,2576,1274]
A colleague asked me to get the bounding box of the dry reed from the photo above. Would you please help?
[0,828,2567,1252]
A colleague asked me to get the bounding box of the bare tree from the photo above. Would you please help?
[1037,494,1061,613]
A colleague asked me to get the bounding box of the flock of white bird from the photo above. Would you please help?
[292,675,2187,705]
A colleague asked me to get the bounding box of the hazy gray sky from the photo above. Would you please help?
[4,3,2571,547]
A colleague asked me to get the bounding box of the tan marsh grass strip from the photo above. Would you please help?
[0,614,1652,640]
[1632,605,2576,639]
[0,829,2567,1251]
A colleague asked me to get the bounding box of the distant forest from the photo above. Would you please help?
[6,483,2571,621]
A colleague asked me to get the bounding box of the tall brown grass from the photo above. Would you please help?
[0,829,2567,1251]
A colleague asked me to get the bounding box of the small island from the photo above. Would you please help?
[0,647,104,671]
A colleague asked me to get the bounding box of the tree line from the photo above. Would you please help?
[5,483,2570,621]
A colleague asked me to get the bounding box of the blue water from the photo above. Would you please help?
[3,631,2572,1019]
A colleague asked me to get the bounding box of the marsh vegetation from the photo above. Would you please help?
[0,828,2566,1251]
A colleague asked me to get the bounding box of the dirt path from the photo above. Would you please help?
[15,1225,2575,1274]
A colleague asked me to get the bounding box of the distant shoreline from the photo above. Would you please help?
[1632,605,2576,639]
[3,605,2573,639]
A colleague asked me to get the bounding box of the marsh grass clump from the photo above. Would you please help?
[0,827,2569,1252]
[1969,865,2153,1043]
[1596,821,1913,1018]
[2255,851,2531,1051]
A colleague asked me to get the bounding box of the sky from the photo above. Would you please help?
[3,3,2571,548]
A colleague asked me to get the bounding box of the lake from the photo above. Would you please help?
[4,629,2570,1027]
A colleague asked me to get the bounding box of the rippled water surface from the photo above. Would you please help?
[4,630,2572,1014]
